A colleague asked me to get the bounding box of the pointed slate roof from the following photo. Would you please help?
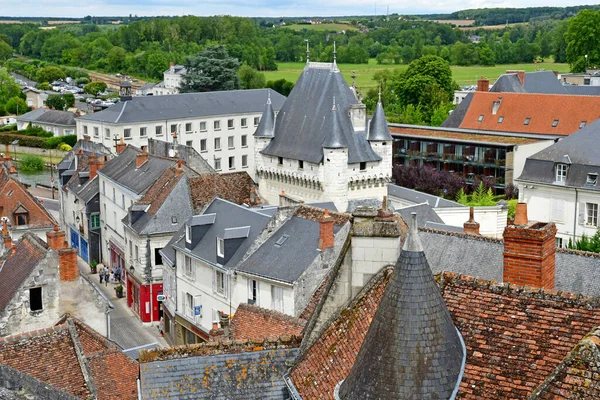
[253,94,275,138]
[322,101,348,149]
[367,101,392,141]
[337,213,464,399]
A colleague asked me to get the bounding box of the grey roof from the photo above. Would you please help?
[322,102,348,148]
[491,71,564,94]
[306,201,338,212]
[424,221,464,232]
[367,101,392,141]
[77,89,285,124]
[223,226,250,239]
[190,213,216,226]
[564,85,600,95]
[397,203,444,228]
[140,348,297,399]
[338,215,464,399]
[17,109,76,127]
[75,176,99,203]
[165,65,186,75]
[261,63,380,164]
[137,82,156,91]
[73,140,112,155]
[120,81,132,88]
[236,216,342,283]
[518,119,600,190]
[442,92,473,128]
[253,95,275,137]
[171,199,272,269]
[98,146,174,195]
[388,183,465,208]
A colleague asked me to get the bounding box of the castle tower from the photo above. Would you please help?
[367,88,393,176]
[322,99,349,212]
[253,91,276,178]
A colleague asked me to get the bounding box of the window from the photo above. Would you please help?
[140,127,147,137]
[227,119,234,130]
[214,158,221,171]
[587,173,598,186]
[215,270,226,295]
[580,121,587,129]
[186,140,193,147]
[93,127,99,137]
[186,224,191,243]
[587,203,598,226]
[214,137,221,151]
[556,237,564,248]
[29,287,42,311]
[524,118,531,125]
[278,156,283,165]
[186,292,194,318]
[121,194,125,208]
[15,212,28,226]
[556,164,568,183]
[83,126,88,135]
[497,116,504,124]
[171,216,177,224]
[214,120,221,130]
[271,285,283,312]
[185,122,192,133]
[228,156,235,170]
[241,118,247,128]
[102,182,106,194]
[184,255,194,279]
[170,124,177,133]
[254,117,260,126]
[584,78,591,85]
[242,155,248,168]
[154,248,163,265]
[113,211,117,229]
[241,135,247,147]
[248,279,259,305]
[105,128,110,139]
[360,162,367,171]
[155,125,163,136]
[298,160,304,169]
[200,121,206,131]
[217,237,224,257]
[477,114,484,122]
[552,119,559,128]
[135,245,139,262]
[228,136,234,149]
[124,128,131,138]
[200,139,207,152]
[90,214,100,229]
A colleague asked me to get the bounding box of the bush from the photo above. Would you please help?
[19,154,44,172]
[507,199,518,219]
[0,104,6,117]
[19,125,53,138]
[0,132,45,148]
[84,82,107,95]
[36,82,52,91]
[59,143,72,151]
[0,124,16,132]
[44,134,77,149]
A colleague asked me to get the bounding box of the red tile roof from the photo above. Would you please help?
[290,270,600,399]
[458,92,600,135]
[136,165,185,216]
[230,303,305,341]
[389,125,542,145]
[188,171,259,212]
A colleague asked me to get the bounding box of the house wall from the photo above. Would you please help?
[17,121,75,137]
[25,92,47,109]
[435,206,508,238]
[512,140,556,182]
[233,274,295,316]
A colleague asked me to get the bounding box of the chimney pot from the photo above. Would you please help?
[59,248,78,281]
[116,137,126,154]
[136,149,149,168]
[319,209,335,251]
[477,77,489,92]
[514,203,528,225]
[463,206,480,235]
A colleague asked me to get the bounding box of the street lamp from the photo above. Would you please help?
[585,54,588,72]
[41,148,55,199]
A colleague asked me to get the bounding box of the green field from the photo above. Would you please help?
[264,59,570,90]
[285,23,358,32]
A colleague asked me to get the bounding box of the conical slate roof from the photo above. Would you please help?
[253,94,275,138]
[337,213,464,400]
[322,101,349,149]
[367,101,392,141]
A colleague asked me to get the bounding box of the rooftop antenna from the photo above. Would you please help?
[378,81,382,103]
[305,39,310,64]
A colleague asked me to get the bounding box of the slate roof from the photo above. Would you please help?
[518,119,600,190]
[396,203,444,229]
[490,71,564,94]
[17,109,76,127]
[139,338,300,400]
[367,101,392,141]
[236,215,343,283]
[0,233,48,311]
[230,303,305,341]
[388,183,464,208]
[98,146,174,195]
[442,92,473,128]
[444,91,600,135]
[171,198,272,270]
[261,63,381,164]
[76,176,99,204]
[253,94,275,137]
[77,89,285,124]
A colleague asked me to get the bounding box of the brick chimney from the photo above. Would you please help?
[83,134,91,141]
[116,137,126,154]
[175,159,184,175]
[2,220,11,249]
[4,144,10,161]
[318,210,335,251]
[46,225,66,250]
[209,321,225,340]
[172,131,178,148]
[503,203,557,289]
[477,77,489,92]
[88,152,98,179]
[506,70,525,85]
[136,148,148,168]
[59,247,78,281]
[463,207,480,235]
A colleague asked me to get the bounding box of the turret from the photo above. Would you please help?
[253,90,277,177]
[322,98,349,211]
[367,88,393,174]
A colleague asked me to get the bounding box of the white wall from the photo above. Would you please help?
[234,274,295,316]
[512,140,556,182]
[435,205,508,238]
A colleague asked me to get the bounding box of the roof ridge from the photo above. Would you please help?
[66,319,98,398]
[557,247,600,259]
[235,303,306,326]
[419,226,504,243]
[0,323,67,344]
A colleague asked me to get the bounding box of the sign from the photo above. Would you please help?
[157,294,167,302]
[194,305,202,316]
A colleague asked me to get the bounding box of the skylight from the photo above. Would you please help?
[552,119,559,127]
[498,116,504,124]
[524,118,531,126]
[275,234,289,247]
[580,121,587,129]
[477,114,484,122]
[587,173,598,186]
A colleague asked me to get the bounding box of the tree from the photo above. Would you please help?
[83,81,107,95]
[5,97,28,115]
[36,66,66,83]
[45,95,67,110]
[0,69,21,106]
[36,82,52,90]
[265,79,294,96]
[64,93,75,108]
[565,10,600,70]
[238,65,266,89]
[0,40,12,62]
[107,46,127,72]
[180,45,240,93]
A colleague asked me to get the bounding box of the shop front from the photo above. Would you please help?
[174,313,209,346]
[126,272,163,323]
[108,240,125,282]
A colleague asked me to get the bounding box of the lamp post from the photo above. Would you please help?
[585,54,588,72]
[42,148,55,199]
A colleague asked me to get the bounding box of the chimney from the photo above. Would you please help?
[249,187,256,205]
[503,203,557,289]
[514,202,528,225]
[172,131,178,148]
[46,225,66,250]
[4,144,10,161]
[376,196,393,221]
[2,220,11,249]
[88,152,99,180]
[175,159,184,175]
[477,77,489,92]
[59,247,79,281]
[83,134,90,141]
[506,70,525,85]
[116,137,126,154]
[318,210,335,251]
[209,321,224,340]
[463,207,480,235]
[136,148,148,168]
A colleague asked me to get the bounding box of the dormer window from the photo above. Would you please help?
[185,224,191,243]
[587,173,598,186]
[524,118,531,126]
[552,119,559,128]
[477,114,484,122]
[556,163,568,183]
[217,237,224,258]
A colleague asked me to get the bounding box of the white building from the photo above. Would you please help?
[17,109,77,136]
[254,62,392,212]
[152,63,186,96]
[517,121,600,247]
[76,89,285,176]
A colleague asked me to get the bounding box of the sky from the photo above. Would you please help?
[3,0,599,18]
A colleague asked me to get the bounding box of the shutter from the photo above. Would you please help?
[579,202,587,225]
[212,270,216,293]
[224,274,228,298]
[551,198,564,222]
[256,281,260,306]
[194,295,202,322]
[247,279,252,301]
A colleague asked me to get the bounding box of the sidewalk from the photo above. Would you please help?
[78,258,168,351]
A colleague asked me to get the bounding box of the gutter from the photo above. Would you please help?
[283,373,302,400]
[450,327,467,400]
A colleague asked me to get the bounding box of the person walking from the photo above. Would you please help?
[99,266,104,284]
[104,268,109,287]
[115,266,121,283]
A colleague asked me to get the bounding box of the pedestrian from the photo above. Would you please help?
[104,268,109,287]
[115,267,121,283]
[99,268,103,284]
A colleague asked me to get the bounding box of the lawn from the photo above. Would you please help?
[284,23,358,32]
[264,59,570,90]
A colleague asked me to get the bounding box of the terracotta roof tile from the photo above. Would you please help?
[188,171,258,212]
[389,125,542,145]
[136,165,184,216]
[458,92,600,135]
[230,303,305,341]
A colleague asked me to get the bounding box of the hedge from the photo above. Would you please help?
[0,132,78,149]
